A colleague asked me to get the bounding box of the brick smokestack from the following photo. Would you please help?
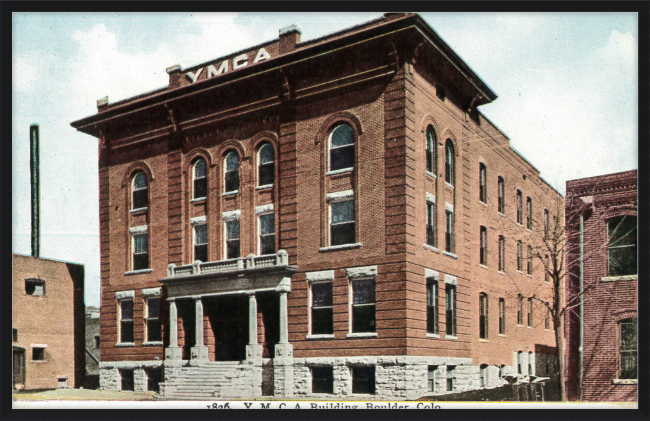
[30,124,40,257]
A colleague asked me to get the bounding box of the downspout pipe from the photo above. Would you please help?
[579,215,584,401]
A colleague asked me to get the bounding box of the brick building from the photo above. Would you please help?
[564,170,637,402]
[71,13,561,399]
[12,254,85,390]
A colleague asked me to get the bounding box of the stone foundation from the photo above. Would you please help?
[99,360,163,392]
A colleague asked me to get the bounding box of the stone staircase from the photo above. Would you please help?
[159,362,260,400]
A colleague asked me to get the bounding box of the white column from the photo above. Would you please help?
[248,293,258,345]
[279,290,288,344]
[169,299,178,347]
[194,296,204,347]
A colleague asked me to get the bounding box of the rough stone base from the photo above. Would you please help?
[99,360,163,391]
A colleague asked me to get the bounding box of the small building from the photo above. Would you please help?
[84,306,101,389]
[564,170,637,402]
[12,253,85,390]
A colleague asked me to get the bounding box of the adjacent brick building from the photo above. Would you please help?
[12,254,85,390]
[71,13,562,399]
[565,170,637,402]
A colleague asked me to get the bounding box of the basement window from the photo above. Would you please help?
[312,366,334,394]
[120,369,134,391]
[25,279,45,296]
[351,366,375,394]
[32,346,45,361]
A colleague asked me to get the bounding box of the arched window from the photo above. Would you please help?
[328,124,355,172]
[192,158,207,199]
[480,226,488,266]
[258,143,275,187]
[526,197,533,230]
[224,151,240,193]
[516,190,523,224]
[479,163,487,203]
[479,293,488,339]
[426,126,437,175]
[498,176,505,214]
[498,235,505,272]
[445,140,455,185]
[132,171,148,210]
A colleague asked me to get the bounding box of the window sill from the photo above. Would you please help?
[190,198,206,203]
[426,171,437,180]
[30,360,48,363]
[479,201,488,208]
[326,168,353,176]
[479,339,489,343]
[613,379,637,385]
[601,275,637,282]
[479,264,488,270]
[527,326,534,329]
[222,190,239,197]
[423,244,439,253]
[517,270,524,275]
[256,184,273,191]
[527,274,533,278]
[306,334,335,340]
[444,182,454,189]
[498,334,506,338]
[320,243,361,252]
[116,343,135,347]
[130,207,148,214]
[445,335,458,340]
[124,269,153,276]
[346,332,378,338]
[443,251,457,259]
[498,271,506,276]
[142,341,163,346]
[426,333,440,339]
[498,212,506,218]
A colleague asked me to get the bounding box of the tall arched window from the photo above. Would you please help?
[445,140,455,185]
[426,126,437,175]
[224,151,240,193]
[499,298,506,335]
[328,124,355,172]
[480,226,488,266]
[258,143,275,187]
[479,163,487,203]
[132,171,148,210]
[498,176,505,214]
[516,190,523,224]
[498,235,505,272]
[192,158,207,199]
[526,197,533,230]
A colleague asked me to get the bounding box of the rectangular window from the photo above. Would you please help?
[193,224,208,262]
[529,352,534,376]
[259,213,276,255]
[446,366,455,392]
[119,299,134,343]
[517,241,523,272]
[426,201,436,247]
[498,177,505,214]
[545,305,551,330]
[526,197,533,230]
[499,299,506,335]
[427,280,438,334]
[13,328,17,342]
[312,366,334,394]
[120,369,134,391]
[608,216,637,276]
[330,200,355,246]
[311,282,333,335]
[480,365,487,387]
[445,210,454,253]
[352,279,376,333]
[428,366,438,392]
[32,347,45,361]
[619,319,637,379]
[544,209,550,238]
[146,298,161,342]
[95,334,101,349]
[132,233,149,270]
[517,295,523,325]
[527,245,533,275]
[545,255,550,283]
[498,236,505,272]
[225,219,240,259]
[25,279,45,296]
[528,298,534,327]
[480,226,487,266]
[147,367,162,393]
[516,191,523,224]
[446,284,456,336]
[479,164,487,203]
[351,366,375,394]
[479,294,488,339]
[518,352,523,374]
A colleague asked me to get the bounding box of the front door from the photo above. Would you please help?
[208,295,248,361]
[13,348,25,389]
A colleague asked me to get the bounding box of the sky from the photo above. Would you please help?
[12,12,638,307]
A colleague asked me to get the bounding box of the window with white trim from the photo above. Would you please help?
[527,297,534,327]
[426,125,437,175]
[445,140,455,185]
[258,213,275,255]
[32,346,46,361]
[517,294,523,325]
[352,278,375,333]
[193,224,208,262]
[146,297,161,342]
[427,279,438,334]
[517,351,523,374]
[517,240,523,272]
[526,197,533,230]
[311,281,333,335]
[498,176,505,214]
[498,236,505,272]
[499,298,506,335]
[445,209,454,253]
[445,284,456,336]
[132,171,148,210]
[192,158,207,199]
[544,209,550,238]
[225,219,240,259]
[119,299,134,343]
[428,366,437,392]
[527,245,533,275]
[258,143,275,187]
[516,190,523,225]
[329,124,355,172]
[479,293,488,339]
[480,226,488,266]
[619,318,637,379]
[479,163,487,203]
[426,200,436,247]
[224,151,240,193]
[132,233,149,270]
[330,199,355,246]
[608,215,637,277]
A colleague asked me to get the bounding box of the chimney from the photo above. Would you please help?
[166,65,182,89]
[278,24,301,54]
[96,96,109,112]
[30,124,40,257]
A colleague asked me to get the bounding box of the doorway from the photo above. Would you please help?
[13,347,25,389]
[206,295,248,361]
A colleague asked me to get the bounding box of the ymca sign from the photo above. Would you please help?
[184,48,272,83]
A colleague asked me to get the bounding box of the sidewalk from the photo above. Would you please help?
[13,388,157,401]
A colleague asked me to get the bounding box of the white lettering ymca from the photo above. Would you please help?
[185,48,272,83]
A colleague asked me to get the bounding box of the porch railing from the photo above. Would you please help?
[167,250,289,278]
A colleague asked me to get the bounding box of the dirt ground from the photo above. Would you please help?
[13,388,157,401]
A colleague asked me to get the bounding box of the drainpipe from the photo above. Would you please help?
[30,124,40,258]
[578,215,584,401]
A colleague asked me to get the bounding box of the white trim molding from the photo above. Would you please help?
[444,274,457,285]
[346,265,377,279]
[142,287,161,298]
[306,270,335,282]
[115,290,135,300]
[129,225,148,234]
[190,216,207,226]
[222,210,241,220]
[255,204,275,214]
[445,202,454,212]
[426,192,436,203]
[425,268,439,280]
[326,190,354,201]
